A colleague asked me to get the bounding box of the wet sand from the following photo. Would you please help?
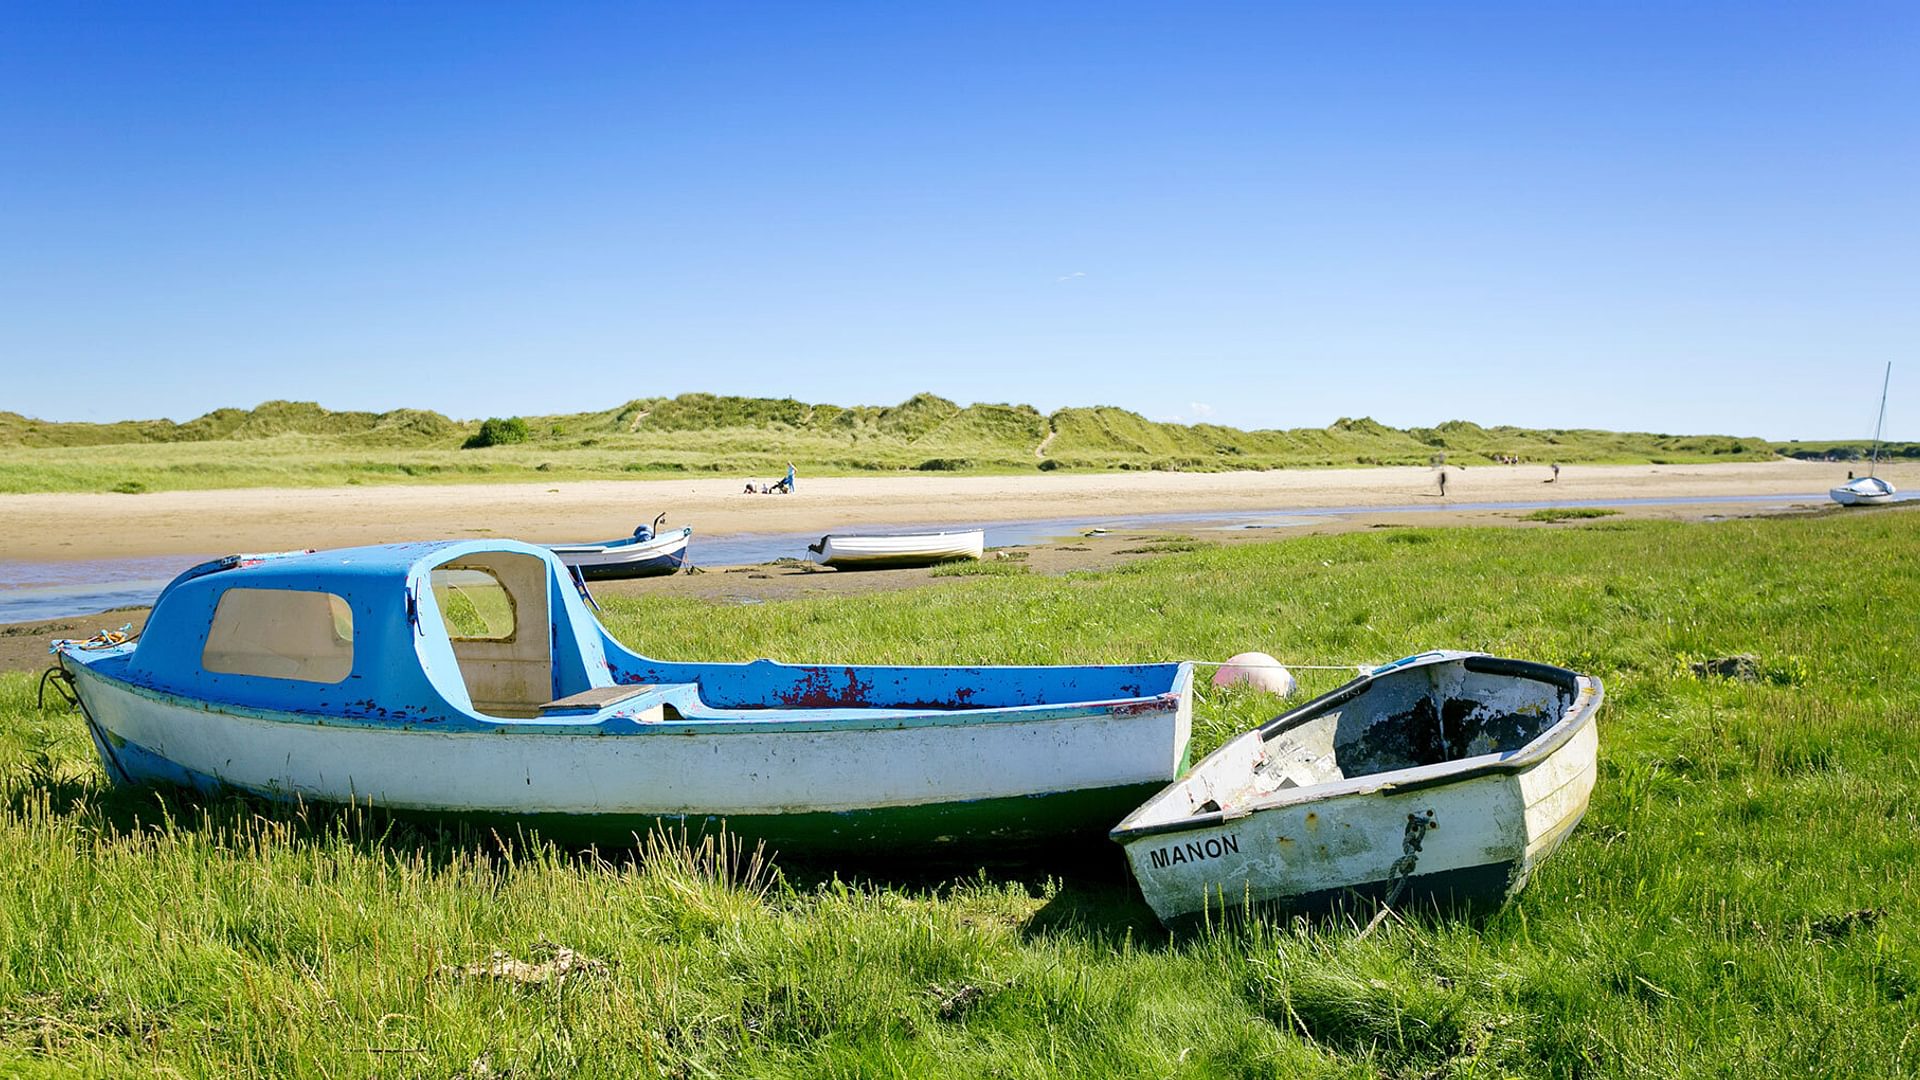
[1,460,1901,562]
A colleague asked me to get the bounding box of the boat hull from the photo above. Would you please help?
[1112,653,1600,926]
[812,530,985,569]
[67,659,1189,854]
[1829,485,1895,506]
[1118,720,1595,925]
[550,528,691,579]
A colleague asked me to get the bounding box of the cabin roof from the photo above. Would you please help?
[166,539,556,588]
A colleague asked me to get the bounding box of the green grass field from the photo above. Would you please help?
[0,395,1786,493]
[3,510,1916,1076]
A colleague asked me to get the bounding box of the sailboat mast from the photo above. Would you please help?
[1869,362,1890,477]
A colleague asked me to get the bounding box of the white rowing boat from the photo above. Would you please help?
[1112,651,1601,926]
[808,529,985,569]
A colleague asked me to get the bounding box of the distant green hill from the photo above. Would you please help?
[0,393,1796,494]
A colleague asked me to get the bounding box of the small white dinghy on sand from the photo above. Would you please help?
[1113,651,1601,927]
[808,529,985,569]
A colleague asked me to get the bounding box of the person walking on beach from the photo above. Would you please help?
[1549,462,1560,483]
[1437,468,1448,498]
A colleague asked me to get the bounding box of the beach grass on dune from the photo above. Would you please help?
[0,394,1786,494]
[1,511,1917,1076]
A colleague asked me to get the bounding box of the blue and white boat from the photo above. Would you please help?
[546,515,692,579]
[51,540,1192,853]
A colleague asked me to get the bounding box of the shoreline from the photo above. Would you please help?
[5,478,1909,675]
[1,460,1903,563]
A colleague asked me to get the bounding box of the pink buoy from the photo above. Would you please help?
[1210,651,1297,697]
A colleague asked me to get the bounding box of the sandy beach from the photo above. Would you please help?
[2,460,1905,562]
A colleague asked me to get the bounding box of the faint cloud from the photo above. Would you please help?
[1163,402,1217,425]
[1055,271,1086,283]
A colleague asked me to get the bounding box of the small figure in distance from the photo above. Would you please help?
[1437,468,1448,498]
[1548,462,1560,484]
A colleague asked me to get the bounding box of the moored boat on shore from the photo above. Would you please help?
[51,540,1192,853]
[808,529,986,569]
[1113,651,1600,926]
[546,515,692,579]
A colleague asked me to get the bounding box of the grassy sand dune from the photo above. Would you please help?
[2,509,1916,1075]
[0,393,1797,494]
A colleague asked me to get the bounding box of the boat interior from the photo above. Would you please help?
[1131,657,1575,826]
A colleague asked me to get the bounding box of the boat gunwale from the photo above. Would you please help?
[814,529,985,544]
[1110,653,1602,843]
[546,526,693,557]
[60,648,1194,738]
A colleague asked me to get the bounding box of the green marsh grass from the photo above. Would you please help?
[3,511,1918,1075]
[928,560,1030,577]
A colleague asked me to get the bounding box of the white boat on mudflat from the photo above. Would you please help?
[1831,363,1898,507]
[1830,476,1896,506]
[808,529,985,569]
[1113,651,1601,926]
[547,515,692,579]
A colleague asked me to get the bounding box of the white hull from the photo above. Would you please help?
[69,660,1188,824]
[1122,722,1594,925]
[547,527,691,577]
[1829,483,1895,506]
[1114,653,1601,925]
[810,529,985,568]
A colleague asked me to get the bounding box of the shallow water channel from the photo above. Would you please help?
[2,490,1902,624]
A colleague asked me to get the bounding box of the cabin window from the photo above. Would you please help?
[202,588,354,683]
[431,567,517,641]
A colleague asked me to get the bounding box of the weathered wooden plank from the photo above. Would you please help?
[541,684,658,712]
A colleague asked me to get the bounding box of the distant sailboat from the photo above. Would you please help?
[1831,364,1898,506]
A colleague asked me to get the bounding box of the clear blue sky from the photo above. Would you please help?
[3,2,1914,439]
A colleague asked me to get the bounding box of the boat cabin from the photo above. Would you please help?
[110,540,1188,728]
[118,541,618,723]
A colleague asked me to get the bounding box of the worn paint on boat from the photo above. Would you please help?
[808,530,985,569]
[1112,651,1600,926]
[54,540,1191,853]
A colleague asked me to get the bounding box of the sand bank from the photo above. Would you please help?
[1,460,1905,562]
